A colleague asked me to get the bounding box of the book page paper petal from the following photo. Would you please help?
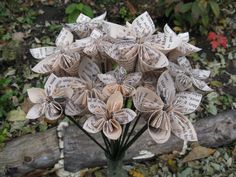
[45,101,63,120]
[192,69,211,80]
[192,77,213,92]
[27,88,46,103]
[113,108,136,124]
[103,119,122,140]
[148,112,171,144]
[26,103,45,119]
[175,73,192,91]
[124,72,142,87]
[55,28,73,47]
[78,58,101,82]
[30,47,58,60]
[107,92,123,113]
[83,115,104,133]
[32,55,57,74]
[177,56,192,71]
[171,113,197,141]
[174,92,202,114]
[131,11,155,38]
[133,87,163,112]
[87,98,107,115]
[156,70,175,103]
[65,100,86,116]
[98,73,117,85]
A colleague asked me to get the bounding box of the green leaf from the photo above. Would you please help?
[76,3,84,11]
[82,5,94,18]
[65,3,77,14]
[209,0,220,17]
[191,2,200,20]
[7,107,26,122]
[207,103,218,115]
[201,14,209,27]
[179,2,192,13]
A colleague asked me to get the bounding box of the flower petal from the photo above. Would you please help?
[177,56,192,71]
[78,58,101,82]
[192,77,213,92]
[113,108,137,124]
[55,28,73,47]
[120,84,136,97]
[32,54,57,74]
[65,100,87,116]
[103,84,119,96]
[107,92,123,113]
[148,111,171,144]
[156,70,175,104]
[175,73,192,91]
[133,87,164,112]
[103,119,122,140]
[174,92,202,114]
[192,69,211,80]
[123,72,142,87]
[139,46,169,72]
[30,47,58,60]
[83,115,105,133]
[87,98,107,115]
[45,101,63,120]
[170,112,197,141]
[97,73,117,85]
[27,88,46,103]
[26,103,45,119]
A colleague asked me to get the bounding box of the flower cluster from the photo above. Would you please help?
[207,32,227,51]
[27,12,212,144]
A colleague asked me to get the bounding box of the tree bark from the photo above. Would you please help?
[0,110,236,177]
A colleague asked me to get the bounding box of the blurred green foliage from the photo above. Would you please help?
[157,0,220,34]
[65,3,94,23]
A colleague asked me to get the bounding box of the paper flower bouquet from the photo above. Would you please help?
[27,11,212,177]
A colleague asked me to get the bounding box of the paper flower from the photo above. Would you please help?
[168,56,213,91]
[133,71,201,143]
[105,11,169,73]
[63,58,106,116]
[162,24,201,59]
[26,74,73,120]
[83,92,137,140]
[98,66,142,97]
[66,12,106,38]
[30,28,81,76]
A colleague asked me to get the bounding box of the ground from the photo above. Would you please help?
[0,0,236,177]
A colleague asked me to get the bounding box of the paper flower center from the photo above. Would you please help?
[46,96,53,102]
[163,104,173,112]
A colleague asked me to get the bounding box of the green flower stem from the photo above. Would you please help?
[67,116,107,153]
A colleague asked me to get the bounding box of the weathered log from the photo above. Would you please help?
[0,110,236,177]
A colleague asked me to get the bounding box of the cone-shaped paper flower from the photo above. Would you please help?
[168,56,213,91]
[63,58,106,116]
[98,66,142,97]
[26,74,73,120]
[30,28,81,76]
[133,71,201,143]
[162,24,201,59]
[83,92,137,140]
[105,12,170,73]
[66,12,106,38]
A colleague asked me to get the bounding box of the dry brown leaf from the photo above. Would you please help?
[159,153,177,161]
[182,146,216,163]
[125,0,137,16]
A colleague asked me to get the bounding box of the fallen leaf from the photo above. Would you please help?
[182,146,216,163]
[7,107,26,122]
[125,0,137,16]
[129,169,145,177]
[159,153,177,161]
[12,32,25,42]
